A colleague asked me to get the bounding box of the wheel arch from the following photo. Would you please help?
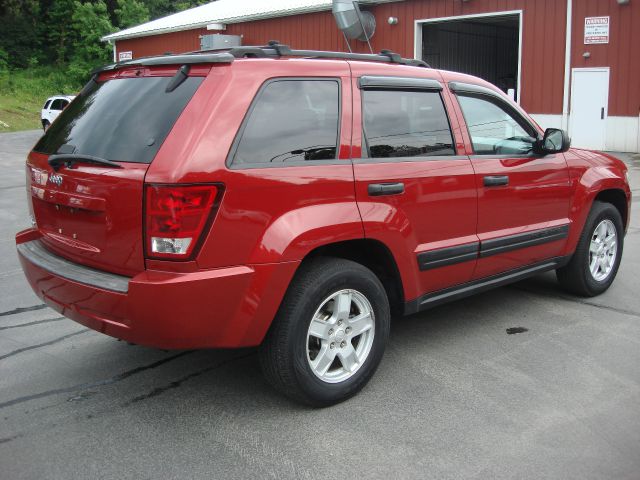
[594,188,628,231]
[564,166,631,256]
[301,238,406,318]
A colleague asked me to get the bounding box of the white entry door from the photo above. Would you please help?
[570,68,609,150]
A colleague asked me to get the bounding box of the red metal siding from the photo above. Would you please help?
[116,28,211,58]
[570,1,640,117]
[114,3,566,114]
[368,0,567,114]
[227,11,346,52]
[226,1,568,114]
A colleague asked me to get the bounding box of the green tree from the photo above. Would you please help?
[0,0,42,68]
[0,48,9,71]
[140,0,172,19]
[46,0,76,65]
[141,0,209,20]
[70,0,114,80]
[0,14,41,68]
[115,0,149,28]
[0,0,39,17]
[0,0,213,71]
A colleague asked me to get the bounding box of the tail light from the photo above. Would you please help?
[145,184,222,260]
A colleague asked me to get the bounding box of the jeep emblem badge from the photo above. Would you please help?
[49,174,63,187]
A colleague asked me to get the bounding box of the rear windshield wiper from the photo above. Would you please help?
[48,154,123,171]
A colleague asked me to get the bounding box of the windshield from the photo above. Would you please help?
[34,75,203,164]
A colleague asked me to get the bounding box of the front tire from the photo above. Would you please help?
[42,120,50,131]
[557,201,624,297]
[259,257,390,407]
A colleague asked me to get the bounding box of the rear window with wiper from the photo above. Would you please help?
[34,75,204,164]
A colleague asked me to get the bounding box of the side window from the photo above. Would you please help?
[232,79,340,165]
[43,100,52,109]
[50,99,63,111]
[457,94,536,155]
[362,89,455,158]
[60,100,69,109]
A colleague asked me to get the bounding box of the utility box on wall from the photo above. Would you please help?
[200,34,242,50]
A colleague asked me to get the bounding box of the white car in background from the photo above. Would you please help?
[41,95,75,130]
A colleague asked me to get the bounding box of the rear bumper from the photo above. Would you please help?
[16,230,298,349]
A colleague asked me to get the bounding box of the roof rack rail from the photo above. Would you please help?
[92,41,428,76]
[226,41,430,67]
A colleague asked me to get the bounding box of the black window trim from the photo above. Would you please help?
[359,75,443,91]
[449,81,541,158]
[353,155,469,164]
[358,85,458,163]
[226,76,343,170]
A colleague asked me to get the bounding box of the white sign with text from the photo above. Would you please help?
[584,16,609,44]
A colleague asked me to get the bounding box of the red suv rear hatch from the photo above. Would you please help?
[27,67,205,276]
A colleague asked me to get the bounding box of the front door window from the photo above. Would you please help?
[457,94,536,155]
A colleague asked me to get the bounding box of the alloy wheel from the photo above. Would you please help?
[588,219,617,282]
[306,289,375,383]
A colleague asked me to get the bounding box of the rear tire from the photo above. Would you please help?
[259,257,390,407]
[556,201,623,297]
[42,120,50,131]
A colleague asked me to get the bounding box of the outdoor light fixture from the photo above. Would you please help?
[388,16,398,25]
[616,0,630,5]
[583,51,591,58]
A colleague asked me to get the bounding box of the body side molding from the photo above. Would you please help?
[480,225,569,258]
[417,242,479,271]
[415,224,570,271]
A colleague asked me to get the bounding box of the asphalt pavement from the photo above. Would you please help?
[1,130,639,479]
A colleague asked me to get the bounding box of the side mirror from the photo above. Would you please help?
[534,128,571,155]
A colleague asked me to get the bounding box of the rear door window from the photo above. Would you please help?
[230,79,340,166]
[362,89,455,158]
[50,99,64,110]
[34,75,204,164]
[43,100,52,109]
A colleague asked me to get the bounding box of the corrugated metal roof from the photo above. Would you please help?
[103,0,391,42]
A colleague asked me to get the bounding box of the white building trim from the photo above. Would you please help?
[531,114,639,152]
[561,0,572,131]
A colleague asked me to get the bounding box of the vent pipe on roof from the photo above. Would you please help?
[332,0,376,52]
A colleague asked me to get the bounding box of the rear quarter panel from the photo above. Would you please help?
[146,59,364,269]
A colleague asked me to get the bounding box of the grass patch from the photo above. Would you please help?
[0,67,82,132]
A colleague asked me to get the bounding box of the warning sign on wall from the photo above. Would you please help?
[118,51,133,61]
[584,16,609,44]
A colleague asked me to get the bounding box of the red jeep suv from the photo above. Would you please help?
[16,44,631,406]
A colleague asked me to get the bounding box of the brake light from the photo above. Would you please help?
[145,184,221,259]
